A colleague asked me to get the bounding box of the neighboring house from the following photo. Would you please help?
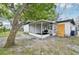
[23,19,76,38]
[74,17,79,36]
[3,21,11,29]
[76,24,79,36]
[74,16,79,36]
[0,17,11,30]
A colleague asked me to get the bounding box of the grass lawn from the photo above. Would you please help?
[0,31,10,37]
[0,48,11,55]
[0,31,23,37]
[68,37,79,45]
[0,36,79,55]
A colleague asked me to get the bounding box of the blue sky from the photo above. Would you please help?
[56,3,79,20]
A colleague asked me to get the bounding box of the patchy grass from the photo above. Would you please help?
[0,48,11,55]
[0,31,24,37]
[0,36,79,55]
[68,37,79,45]
[0,31,10,37]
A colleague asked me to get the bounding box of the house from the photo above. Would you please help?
[76,24,79,36]
[74,17,79,36]
[23,20,55,38]
[0,17,11,30]
[23,19,76,38]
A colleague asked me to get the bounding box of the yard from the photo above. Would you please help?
[0,31,10,37]
[0,33,79,55]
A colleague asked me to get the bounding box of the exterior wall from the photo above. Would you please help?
[76,24,79,36]
[23,21,76,37]
[23,24,41,33]
[52,24,56,36]
[35,24,41,33]
[56,22,72,37]
[71,23,76,35]
[65,22,71,36]
[23,24,29,32]
[71,24,76,31]
[65,22,76,36]
[3,21,11,29]
[29,24,35,33]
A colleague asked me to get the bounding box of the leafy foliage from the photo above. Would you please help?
[21,3,56,21]
[0,3,56,21]
[0,3,14,19]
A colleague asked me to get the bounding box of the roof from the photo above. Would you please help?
[24,19,75,25]
[0,17,9,22]
[27,20,56,25]
[56,19,75,25]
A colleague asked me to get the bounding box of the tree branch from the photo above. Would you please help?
[56,4,67,20]
[12,3,27,27]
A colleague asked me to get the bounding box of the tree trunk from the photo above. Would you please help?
[4,27,19,48]
[4,3,27,48]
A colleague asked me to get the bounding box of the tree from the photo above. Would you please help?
[1,3,56,48]
[0,3,13,19]
[22,4,56,21]
[55,3,67,20]
[4,3,27,48]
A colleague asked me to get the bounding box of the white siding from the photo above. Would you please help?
[23,24,29,32]
[52,24,56,36]
[71,24,76,31]
[3,21,11,29]
[29,24,35,33]
[65,22,71,36]
[35,24,41,33]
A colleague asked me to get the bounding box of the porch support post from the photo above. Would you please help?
[29,24,30,33]
[41,22,43,39]
[35,23,36,33]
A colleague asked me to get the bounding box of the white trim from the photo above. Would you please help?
[29,33,50,38]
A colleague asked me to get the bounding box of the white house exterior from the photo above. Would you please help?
[23,20,55,38]
[56,19,76,37]
[23,24,29,33]
[23,19,76,38]
[0,17,11,29]
[3,21,11,29]
[74,17,79,36]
